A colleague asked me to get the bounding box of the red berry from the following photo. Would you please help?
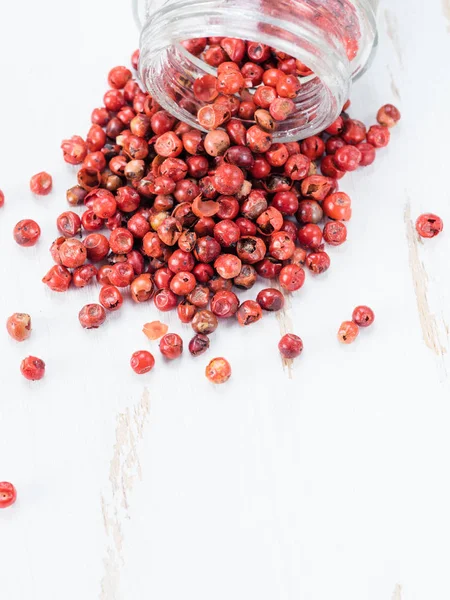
[7,313,31,342]
[297,224,323,250]
[154,289,178,312]
[342,119,366,145]
[73,264,97,288]
[42,265,71,292]
[276,74,301,98]
[20,356,45,381]
[108,66,132,89]
[323,192,352,221]
[256,288,285,311]
[78,304,107,329]
[306,251,331,274]
[13,219,41,247]
[56,211,82,237]
[159,333,183,359]
[99,285,124,311]
[130,350,155,374]
[211,290,239,318]
[205,357,231,384]
[367,125,390,148]
[61,136,87,165]
[333,145,362,171]
[415,213,443,238]
[323,221,347,246]
[356,142,376,166]
[30,171,52,195]
[236,300,262,326]
[214,164,244,195]
[352,305,375,327]
[58,238,87,269]
[0,482,17,508]
[279,264,305,291]
[338,321,359,344]
[377,104,401,128]
[278,334,303,358]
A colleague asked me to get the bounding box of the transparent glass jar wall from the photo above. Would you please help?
[134,0,378,141]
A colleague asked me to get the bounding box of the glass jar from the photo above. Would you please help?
[134,0,378,141]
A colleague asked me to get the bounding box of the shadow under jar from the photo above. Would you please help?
[134,0,378,141]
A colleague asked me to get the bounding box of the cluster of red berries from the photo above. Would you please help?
[338,305,375,344]
[189,38,306,133]
[5,41,410,385]
[133,322,231,383]
[6,313,46,381]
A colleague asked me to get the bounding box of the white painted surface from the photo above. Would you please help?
[0,1,449,598]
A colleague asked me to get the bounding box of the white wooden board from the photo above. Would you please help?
[1,1,450,598]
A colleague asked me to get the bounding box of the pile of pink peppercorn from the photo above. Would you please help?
[3,37,443,394]
[1,37,446,509]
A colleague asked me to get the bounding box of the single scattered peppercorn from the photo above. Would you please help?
[415,213,444,238]
[130,350,155,375]
[352,305,375,327]
[205,357,231,384]
[30,171,52,195]
[7,313,31,342]
[13,219,41,247]
[337,321,359,344]
[159,333,183,359]
[20,356,45,381]
[278,334,303,359]
[377,104,401,128]
[0,482,17,508]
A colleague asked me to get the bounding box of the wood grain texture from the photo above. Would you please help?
[404,201,448,362]
[384,9,404,68]
[274,285,294,378]
[101,390,150,599]
[391,585,402,600]
[443,0,450,31]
